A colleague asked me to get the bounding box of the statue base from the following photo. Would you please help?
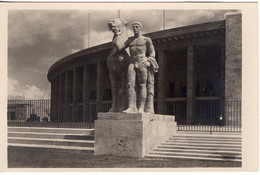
[94,112,177,157]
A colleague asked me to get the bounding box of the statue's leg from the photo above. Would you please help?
[145,70,155,114]
[118,69,127,112]
[137,67,148,113]
[123,63,137,113]
[109,73,118,112]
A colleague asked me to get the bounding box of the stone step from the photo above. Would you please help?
[154,147,241,155]
[8,132,94,140]
[166,139,241,145]
[8,137,94,147]
[161,142,241,148]
[158,145,241,151]
[149,151,241,160]
[176,131,242,136]
[146,153,241,162]
[8,127,94,135]
[171,134,242,139]
[169,137,242,143]
[8,143,95,152]
[149,132,242,162]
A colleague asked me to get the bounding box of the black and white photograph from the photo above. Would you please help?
[0,2,258,171]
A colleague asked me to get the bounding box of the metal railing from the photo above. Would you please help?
[166,99,187,125]
[8,99,241,132]
[195,100,221,125]
[166,99,241,132]
[8,100,50,121]
[8,100,51,127]
[188,100,222,132]
[7,100,90,128]
[7,100,114,129]
[224,101,241,132]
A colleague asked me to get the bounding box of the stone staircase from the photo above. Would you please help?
[146,132,242,162]
[8,127,95,152]
[8,127,242,162]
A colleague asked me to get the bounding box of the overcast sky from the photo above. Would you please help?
[8,9,238,100]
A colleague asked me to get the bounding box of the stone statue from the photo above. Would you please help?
[123,22,159,114]
[107,18,130,112]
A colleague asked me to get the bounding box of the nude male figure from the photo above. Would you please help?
[123,22,159,113]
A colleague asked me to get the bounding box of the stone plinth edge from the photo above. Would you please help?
[97,112,175,121]
[94,112,177,158]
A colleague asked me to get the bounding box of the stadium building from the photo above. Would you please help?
[47,13,241,131]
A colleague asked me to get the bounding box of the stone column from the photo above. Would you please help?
[58,74,63,121]
[64,71,69,122]
[225,14,242,126]
[186,46,196,124]
[83,64,91,123]
[50,78,55,122]
[220,42,225,118]
[54,76,59,121]
[72,67,77,122]
[96,62,105,114]
[157,50,167,114]
[225,13,242,101]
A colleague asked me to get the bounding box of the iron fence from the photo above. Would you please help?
[195,100,221,125]
[8,99,241,132]
[166,99,186,125]
[8,100,50,122]
[7,100,112,129]
[7,100,91,128]
[225,101,241,132]
[166,99,241,132]
[182,100,222,132]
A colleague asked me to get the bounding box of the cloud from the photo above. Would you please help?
[8,10,89,91]
[84,30,112,48]
[165,10,239,29]
[121,10,163,33]
[24,85,49,100]
[8,10,238,101]
[8,77,24,99]
[9,10,76,48]
[8,77,50,100]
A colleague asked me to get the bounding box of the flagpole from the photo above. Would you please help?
[163,10,166,30]
[88,12,90,48]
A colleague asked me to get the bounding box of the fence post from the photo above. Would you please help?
[89,100,92,129]
[210,102,213,134]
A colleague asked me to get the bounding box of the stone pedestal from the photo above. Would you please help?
[94,112,177,157]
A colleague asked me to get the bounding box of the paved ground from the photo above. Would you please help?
[8,146,241,168]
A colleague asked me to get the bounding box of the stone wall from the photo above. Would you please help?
[225,13,242,101]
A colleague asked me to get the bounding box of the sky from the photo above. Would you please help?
[8,9,238,100]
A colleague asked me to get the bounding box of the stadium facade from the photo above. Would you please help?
[47,13,241,129]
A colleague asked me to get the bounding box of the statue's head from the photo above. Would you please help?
[108,18,128,36]
[132,22,142,35]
